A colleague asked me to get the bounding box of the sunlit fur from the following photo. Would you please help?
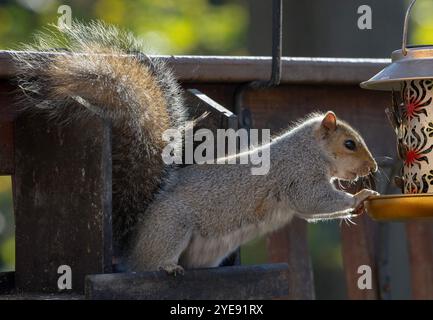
[12,21,187,254]
[316,115,377,181]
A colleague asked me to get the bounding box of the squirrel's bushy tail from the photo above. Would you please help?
[13,20,185,127]
[12,21,186,253]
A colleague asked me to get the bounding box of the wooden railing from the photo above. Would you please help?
[0,51,432,299]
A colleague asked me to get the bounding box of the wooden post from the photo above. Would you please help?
[339,177,381,300]
[406,221,433,299]
[13,114,113,293]
[341,215,380,299]
[267,218,315,299]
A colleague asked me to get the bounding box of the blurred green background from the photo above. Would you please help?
[0,0,429,299]
[0,0,248,54]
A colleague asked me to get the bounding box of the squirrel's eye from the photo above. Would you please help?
[344,139,356,151]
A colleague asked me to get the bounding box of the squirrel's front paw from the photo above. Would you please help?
[158,264,185,276]
[353,189,379,211]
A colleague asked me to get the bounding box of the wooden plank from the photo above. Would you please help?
[0,51,389,84]
[341,215,380,299]
[85,263,289,300]
[339,178,380,300]
[165,56,389,85]
[406,221,433,299]
[13,114,113,293]
[185,88,238,134]
[267,218,315,299]
[184,87,239,163]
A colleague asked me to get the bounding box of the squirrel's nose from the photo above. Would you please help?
[363,160,377,173]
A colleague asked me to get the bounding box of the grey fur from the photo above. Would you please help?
[128,113,378,272]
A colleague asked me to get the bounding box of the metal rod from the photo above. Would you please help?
[269,0,283,87]
[234,0,283,127]
[250,0,283,89]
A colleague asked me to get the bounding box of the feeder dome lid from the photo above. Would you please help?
[361,45,433,91]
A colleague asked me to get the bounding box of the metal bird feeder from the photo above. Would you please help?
[362,0,433,220]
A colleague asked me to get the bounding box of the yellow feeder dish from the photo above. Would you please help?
[365,194,433,221]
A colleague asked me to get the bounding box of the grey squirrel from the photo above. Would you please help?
[12,21,379,274]
[128,112,379,273]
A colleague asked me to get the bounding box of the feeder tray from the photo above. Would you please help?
[365,194,433,221]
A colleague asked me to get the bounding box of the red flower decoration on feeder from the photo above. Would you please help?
[402,80,432,121]
[403,127,433,169]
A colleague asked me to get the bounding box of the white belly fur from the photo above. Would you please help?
[180,207,295,268]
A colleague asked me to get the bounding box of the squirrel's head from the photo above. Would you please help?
[316,111,377,181]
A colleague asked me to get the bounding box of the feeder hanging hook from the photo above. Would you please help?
[402,0,417,56]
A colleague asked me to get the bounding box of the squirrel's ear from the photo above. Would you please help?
[321,111,337,132]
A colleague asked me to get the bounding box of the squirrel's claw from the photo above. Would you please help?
[353,189,379,211]
[352,203,366,216]
[158,264,185,276]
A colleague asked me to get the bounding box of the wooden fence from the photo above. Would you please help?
[0,52,432,299]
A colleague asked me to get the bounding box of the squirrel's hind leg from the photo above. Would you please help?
[127,219,193,274]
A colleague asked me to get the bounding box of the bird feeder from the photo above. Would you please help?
[361,0,433,220]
